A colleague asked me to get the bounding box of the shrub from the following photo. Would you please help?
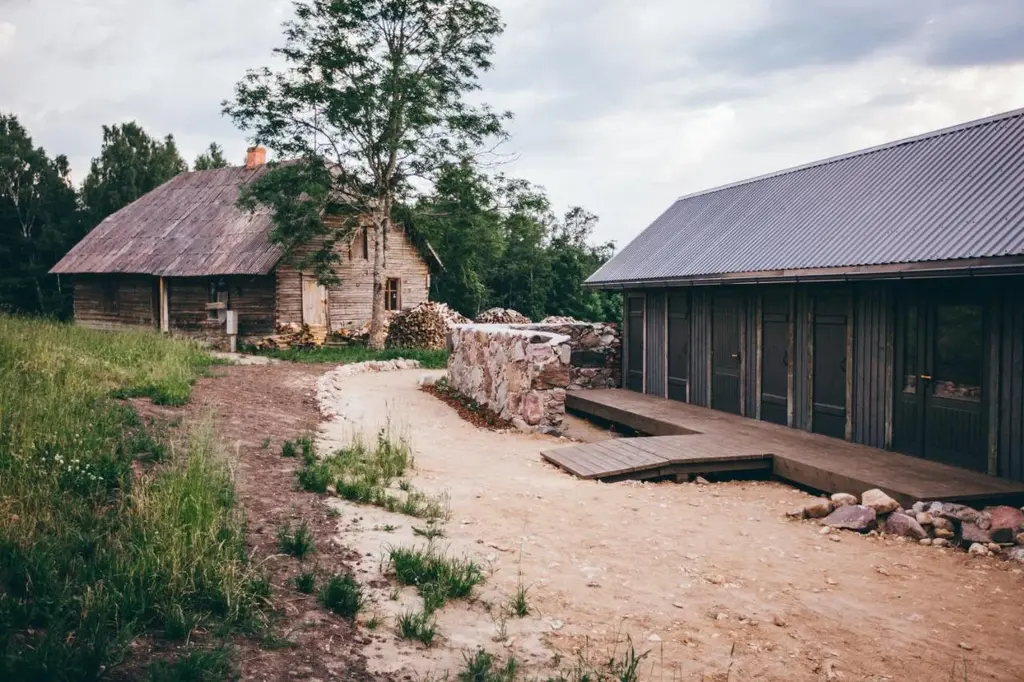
[277,520,315,558]
[294,570,316,594]
[319,574,364,618]
[281,440,297,458]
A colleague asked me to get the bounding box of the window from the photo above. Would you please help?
[100,280,119,314]
[385,278,401,311]
[208,279,228,320]
[362,228,369,260]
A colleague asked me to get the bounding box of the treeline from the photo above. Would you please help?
[0,114,620,323]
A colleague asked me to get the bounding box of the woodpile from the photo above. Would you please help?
[474,308,531,324]
[387,302,468,350]
[540,315,580,324]
[255,323,327,350]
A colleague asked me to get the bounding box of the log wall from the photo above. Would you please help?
[275,220,430,331]
[167,275,276,341]
[73,275,157,331]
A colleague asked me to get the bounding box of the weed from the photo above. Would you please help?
[297,435,315,461]
[277,520,316,558]
[146,646,235,682]
[387,545,485,611]
[458,648,519,682]
[365,613,383,631]
[396,610,437,646]
[297,461,333,493]
[491,609,508,643]
[260,437,271,449]
[413,525,445,540]
[281,440,297,458]
[163,604,204,641]
[326,506,342,519]
[509,581,530,618]
[398,479,412,491]
[376,524,399,532]
[545,637,649,682]
[294,570,316,594]
[390,586,402,601]
[319,574,364,618]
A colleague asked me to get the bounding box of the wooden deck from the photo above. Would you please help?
[541,390,1024,507]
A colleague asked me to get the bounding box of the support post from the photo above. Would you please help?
[159,277,169,333]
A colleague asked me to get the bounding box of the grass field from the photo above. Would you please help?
[0,316,267,680]
[253,345,448,369]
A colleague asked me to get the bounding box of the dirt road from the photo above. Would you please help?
[319,369,1024,682]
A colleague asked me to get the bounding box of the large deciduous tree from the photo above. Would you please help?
[0,114,83,316]
[224,0,508,349]
[193,142,229,170]
[81,122,187,225]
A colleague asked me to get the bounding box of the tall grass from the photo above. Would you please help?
[0,316,265,680]
[254,345,448,369]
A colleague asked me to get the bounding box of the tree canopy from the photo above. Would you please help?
[224,0,509,347]
[193,142,229,170]
[81,122,187,224]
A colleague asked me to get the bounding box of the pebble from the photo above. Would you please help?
[919,538,933,546]
[819,526,832,535]
[550,619,563,631]
[694,476,710,485]
[959,642,974,651]
[647,633,661,642]
[715,612,729,621]
[773,614,788,628]
[933,538,950,547]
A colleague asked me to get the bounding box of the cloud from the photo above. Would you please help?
[1,0,1023,245]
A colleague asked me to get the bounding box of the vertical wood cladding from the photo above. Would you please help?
[644,290,667,397]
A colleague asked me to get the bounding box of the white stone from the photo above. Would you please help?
[830,493,858,507]
[861,489,900,514]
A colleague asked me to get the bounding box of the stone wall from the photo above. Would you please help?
[447,324,571,434]
[513,322,620,390]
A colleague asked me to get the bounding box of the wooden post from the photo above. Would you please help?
[755,295,763,421]
[807,297,815,433]
[787,288,796,428]
[987,294,1001,476]
[159,277,169,333]
[845,292,855,441]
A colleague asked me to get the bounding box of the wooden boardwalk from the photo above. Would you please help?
[541,390,1024,507]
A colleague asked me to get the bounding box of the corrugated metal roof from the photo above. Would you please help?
[588,107,1024,286]
[51,166,283,277]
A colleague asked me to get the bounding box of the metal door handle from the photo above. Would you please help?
[920,374,932,380]
[731,352,740,359]
[782,351,788,367]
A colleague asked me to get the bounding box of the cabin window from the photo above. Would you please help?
[100,280,119,314]
[208,279,228,320]
[385,278,401,311]
[362,228,369,260]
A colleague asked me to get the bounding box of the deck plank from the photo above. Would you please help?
[549,389,1024,506]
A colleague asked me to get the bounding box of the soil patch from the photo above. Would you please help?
[421,379,512,430]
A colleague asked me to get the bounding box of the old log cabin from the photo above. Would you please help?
[587,108,1024,484]
[51,148,440,347]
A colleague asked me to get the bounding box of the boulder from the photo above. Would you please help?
[884,513,928,541]
[803,499,835,519]
[933,528,955,539]
[931,517,955,533]
[936,503,980,524]
[912,501,927,514]
[823,505,877,532]
[967,543,989,556]
[831,493,858,507]
[1008,547,1024,563]
[987,506,1024,543]
[861,489,899,514]
[915,512,934,526]
[960,522,992,546]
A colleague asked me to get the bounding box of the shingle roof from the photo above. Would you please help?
[588,107,1024,286]
[51,166,282,277]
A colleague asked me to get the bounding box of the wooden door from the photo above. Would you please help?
[711,296,741,414]
[895,296,986,471]
[301,275,329,329]
[761,294,789,425]
[667,292,690,402]
[625,295,645,392]
[812,294,847,439]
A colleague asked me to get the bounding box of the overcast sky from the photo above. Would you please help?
[2,0,1024,246]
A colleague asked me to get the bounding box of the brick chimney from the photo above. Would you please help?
[245,146,267,169]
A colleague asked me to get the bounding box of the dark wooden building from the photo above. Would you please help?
[588,108,1024,483]
[51,148,440,347]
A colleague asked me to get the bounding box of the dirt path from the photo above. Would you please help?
[319,369,1024,682]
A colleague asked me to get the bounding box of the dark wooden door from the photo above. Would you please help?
[711,296,741,414]
[626,295,645,392]
[812,295,847,439]
[761,295,789,425]
[667,292,690,402]
[895,296,986,471]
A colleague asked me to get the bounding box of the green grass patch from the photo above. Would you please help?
[459,648,519,682]
[396,609,437,646]
[387,545,484,612]
[0,316,266,680]
[294,570,316,594]
[253,345,448,369]
[319,574,364,618]
[276,520,315,558]
[147,646,236,682]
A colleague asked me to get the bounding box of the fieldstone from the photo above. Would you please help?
[915,512,934,526]
[919,538,933,546]
[861,489,899,514]
[1016,533,1024,546]
[933,528,955,539]
[884,513,928,540]
[831,493,858,507]
[928,501,944,514]
[937,503,980,524]
[968,543,989,556]
[786,508,806,520]
[1007,547,1024,563]
[933,538,950,547]
[987,506,1024,543]
[912,501,927,514]
[803,499,835,519]
[694,476,710,485]
[823,504,877,532]
[961,523,992,545]
[931,517,955,532]
[987,543,1002,553]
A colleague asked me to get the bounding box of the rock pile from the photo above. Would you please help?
[789,491,1024,560]
[474,307,531,324]
[386,302,468,350]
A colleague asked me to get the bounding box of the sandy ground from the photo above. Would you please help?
[318,369,1024,682]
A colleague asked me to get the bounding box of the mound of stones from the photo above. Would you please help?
[386,302,468,350]
[474,307,531,324]
[788,490,1024,561]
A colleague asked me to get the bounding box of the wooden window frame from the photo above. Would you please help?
[385,278,401,312]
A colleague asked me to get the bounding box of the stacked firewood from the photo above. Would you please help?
[474,307,531,324]
[386,302,468,349]
[540,315,580,324]
[256,323,327,350]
